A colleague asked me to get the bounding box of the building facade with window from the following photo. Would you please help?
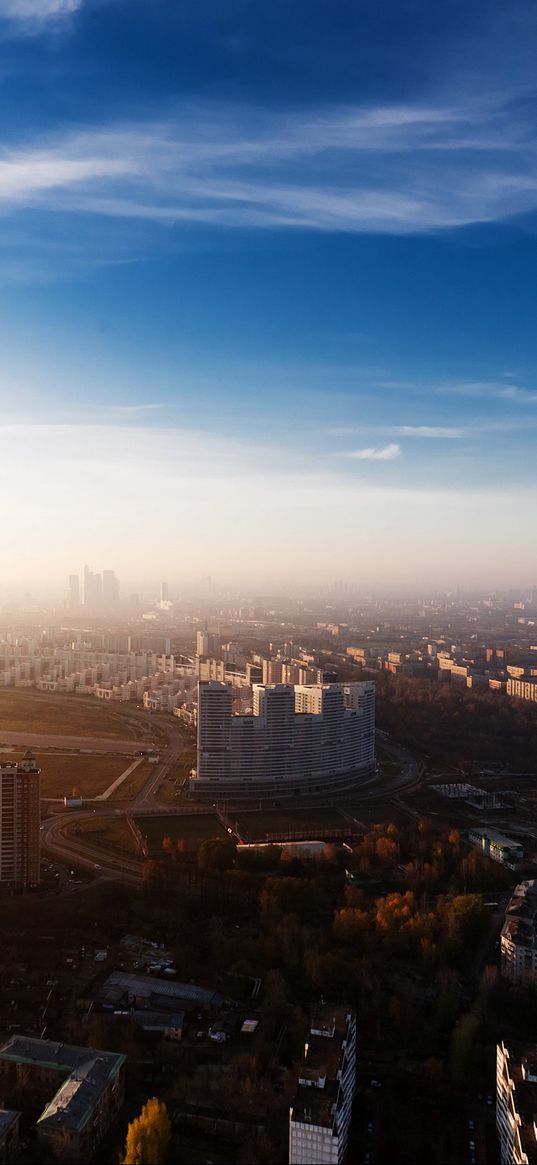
[497,1040,537,1164]
[195,681,375,800]
[289,1007,357,1165]
[0,753,40,888]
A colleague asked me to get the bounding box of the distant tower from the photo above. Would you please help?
[102,570,120,608]
[196,630,210,657]
[0,752,40,888]
[160,581,169,603]
[83,565,91,607]
[68,574,79,610]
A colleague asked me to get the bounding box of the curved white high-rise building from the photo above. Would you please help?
[194,680,375,801]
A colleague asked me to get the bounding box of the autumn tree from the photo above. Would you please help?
[121,1097,171,1165]
[333,907,370,944]
[445,893,488,949]
[197,836,236,872]
[260,876,330,925]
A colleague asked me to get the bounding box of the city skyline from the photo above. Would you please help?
[0,1,536,585]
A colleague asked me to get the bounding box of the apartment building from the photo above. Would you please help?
[195,681,375,800]
[289,1007,356,1165]
[507,679,537,703]
[0,754,40,889]
[197,657,226,682]
[501,881,537,981]
[468,827,523,869]
[497,1040,537,1164]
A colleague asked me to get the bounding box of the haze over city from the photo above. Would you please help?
[3,6,537,1165]
[0,0,535,591]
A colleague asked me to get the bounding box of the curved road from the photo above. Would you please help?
[42,730,424,882]
[41,747,187,883]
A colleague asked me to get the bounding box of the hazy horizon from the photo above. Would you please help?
[1,573,537,607]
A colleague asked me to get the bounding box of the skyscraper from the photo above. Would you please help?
[160,581,168,603]
[102,570,120,608]
[68,574,79,610]
[0,753,40,889]
[83,565,102,610]
[196,630,210,657]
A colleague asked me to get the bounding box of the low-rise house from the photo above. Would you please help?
[0,1037,125,1164]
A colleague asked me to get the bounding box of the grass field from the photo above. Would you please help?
[69,817,140,856]
[38,754,130,798]
[109,760,153,802]
[136,813,226,853]
[0,689,159,740]
[235,806,347,839]
[0,749,129,799]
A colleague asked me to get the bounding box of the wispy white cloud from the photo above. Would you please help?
[376,377,537,405]
[0,0,81,21]
[391,425,466,437]
[345,443,401,461]
[103,403,165,417]
[434,380,537,403]
[331,424,466,438]
[0,91,536,237]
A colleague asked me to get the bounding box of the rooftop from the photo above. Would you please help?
[131,1010,184,1030]
[472,827,523,848]
[101,971,225,1008]
[291,1007,355,1131]
[0,1037,125,1134]
[503,882,537,949]
[0,1110,19,1137]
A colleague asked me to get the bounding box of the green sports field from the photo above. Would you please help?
[136,812,227,853]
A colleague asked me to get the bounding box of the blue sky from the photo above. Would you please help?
[0,0,536,591]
